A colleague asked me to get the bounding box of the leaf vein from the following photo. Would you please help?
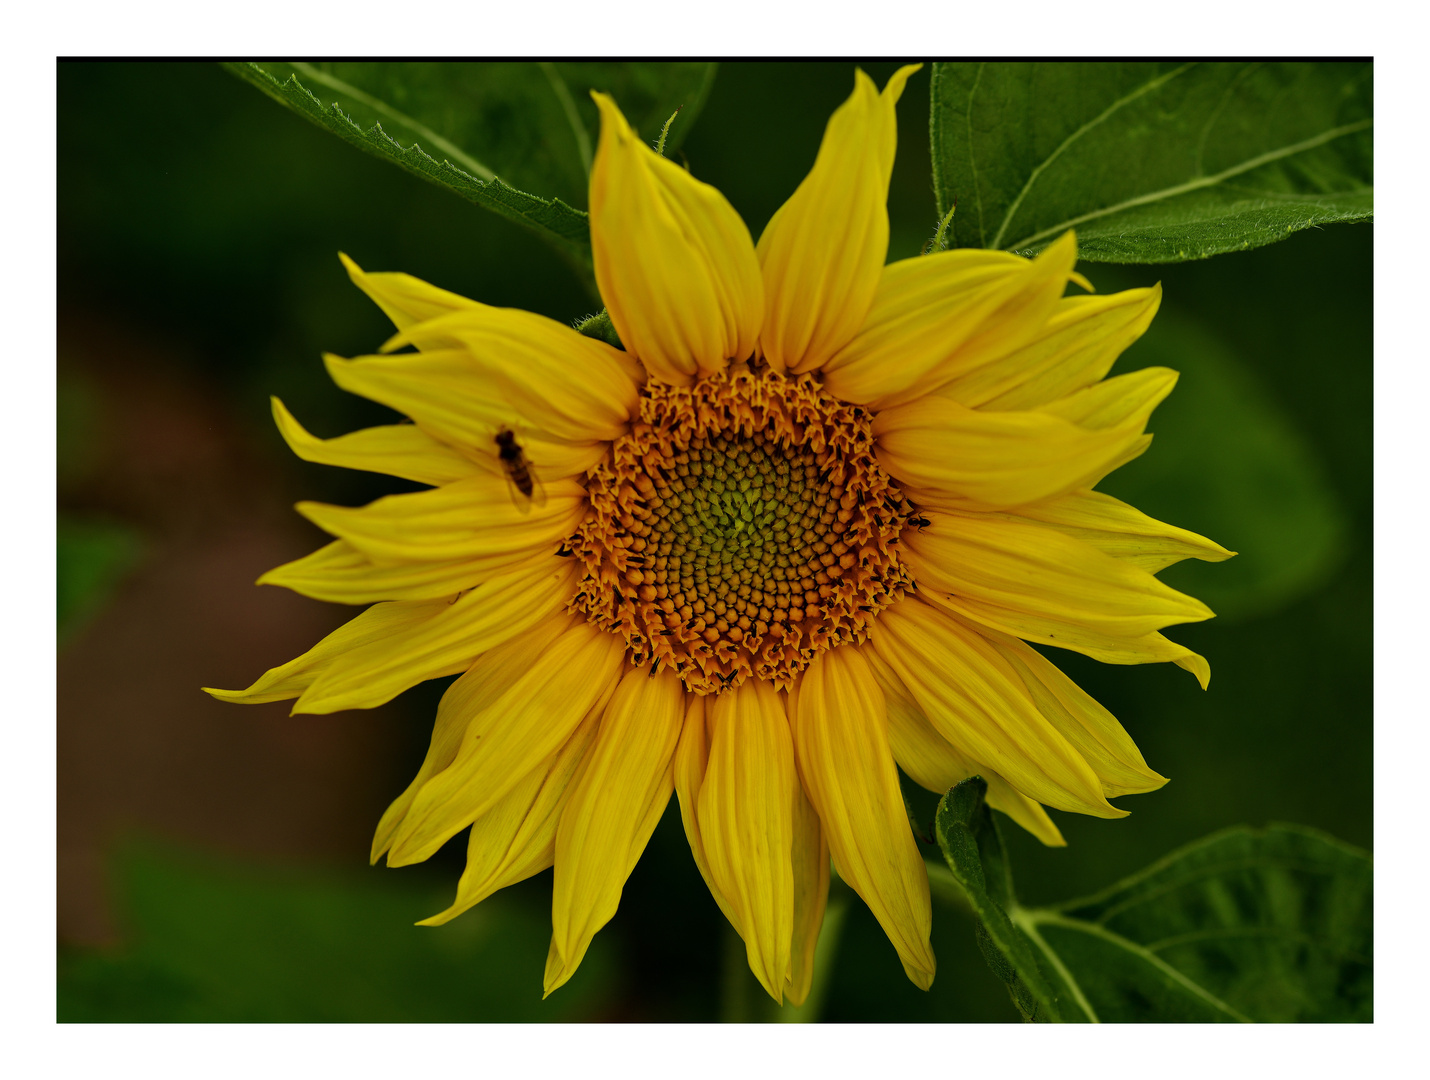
[990,63,1197,250]
[1194,63,1262,176]
[1143,925,1370,966]
[1025,911,1253,1022]
[1004,117,1373,252]
[1072,856,1356,927]
[1009,907,1100,1022]
[965,63,988,247]
[538,62,594,179]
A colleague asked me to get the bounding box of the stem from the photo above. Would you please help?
[770,891,849,1023]
[717,885,853,1023]
[719,922,753,1023]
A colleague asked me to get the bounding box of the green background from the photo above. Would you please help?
[57,61,1371,1022]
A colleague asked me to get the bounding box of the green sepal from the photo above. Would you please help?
[575,309,624,350]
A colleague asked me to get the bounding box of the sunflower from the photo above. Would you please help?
[207,65,1232,1004]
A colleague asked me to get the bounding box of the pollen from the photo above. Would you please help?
[569,364,918,694]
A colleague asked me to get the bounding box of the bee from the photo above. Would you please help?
[495,426,546,512]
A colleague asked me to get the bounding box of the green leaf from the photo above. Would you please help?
[934,779,1080,1022]
[930,62,1372,263]
[934,778,1373,1022]
[1100,311,1349,622]
[224,61,718,274]
[58,838,618,1021]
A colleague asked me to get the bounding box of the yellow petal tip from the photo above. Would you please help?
[1043,229,1078,262]
[590,91,634,140]
[882,63,923,103]
[1174,650,1213,689]
[901,959,936,991]
[543,939,576,998]
[383,841,426,869]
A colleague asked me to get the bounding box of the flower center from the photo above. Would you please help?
[568,364,916,694]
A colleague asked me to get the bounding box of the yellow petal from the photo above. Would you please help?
[930,598,1216,685]
[867,653,969,793]
[979,628,1167,798]
[379,306,644,441]
[698,678,797,1002]
[384,615,628,866]
[326,349,607,480]
[339,251,482,331]
[371,615,573,863]
[258,539,495,605]
[983,779,1066,848]
[588,92,763,385]
[879,680,1065,847]
[676,690,829,1005]
[757,65,920,375]
[325,319,636,474]
[938,286,1162,411]
[418,705,603,926]
[785,775,830,1007]
[545,668,685,995]
[868,599,1120,818]
[202,599,442,707]
[993,489,1235,574]
[903,510,1215,643]
[296,473,586,568]
[873,393,1155,513]
[289,558,580,715]
[673,694,739,931]
[821,231,1079,408]
[1038,366,1178,430]
[793,646,934,990]
[272,397,480,486]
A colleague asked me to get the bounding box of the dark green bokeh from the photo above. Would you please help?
[57,61,1371,1022]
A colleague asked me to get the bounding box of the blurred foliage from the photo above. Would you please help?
[935,778,1372,1022]
[1102,310,1348,623]
[57,370,147,638]
[58,838,617,1022]
[57,515,145,640]
[57,61,1371,1022]
[931,61,1373,261]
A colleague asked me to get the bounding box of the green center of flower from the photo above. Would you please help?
[569,365,917,695]
[634,431,838,638]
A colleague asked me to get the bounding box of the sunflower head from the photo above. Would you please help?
[207,64,1231,1006]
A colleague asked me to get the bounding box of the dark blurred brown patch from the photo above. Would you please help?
[58,309,405,945]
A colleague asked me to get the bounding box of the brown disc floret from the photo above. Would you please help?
[569,364,918,695]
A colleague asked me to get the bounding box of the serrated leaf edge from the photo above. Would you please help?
[223,62,593,268]
[287,61,498,181]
